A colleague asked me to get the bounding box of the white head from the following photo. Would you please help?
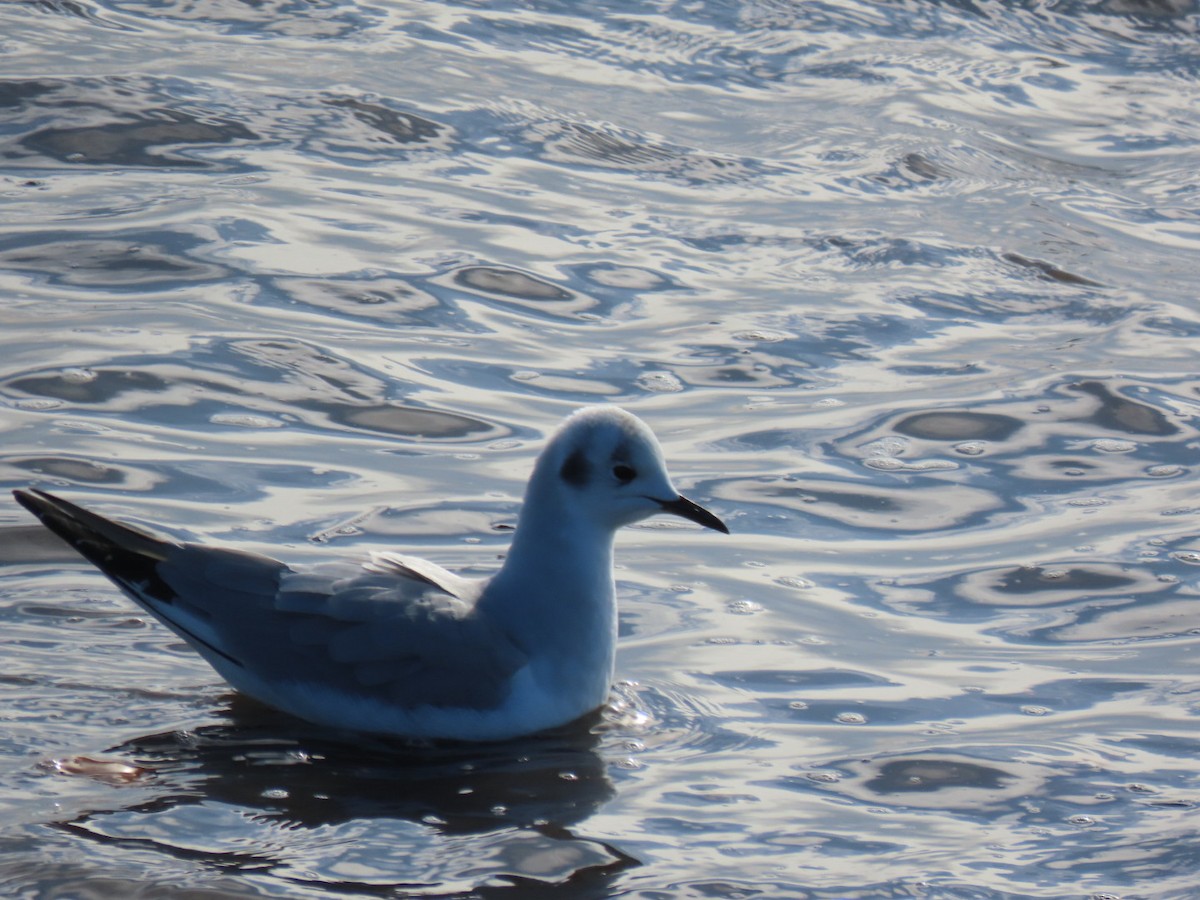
[522,406,728,535]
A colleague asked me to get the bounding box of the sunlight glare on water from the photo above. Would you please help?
[1,0,1199,897]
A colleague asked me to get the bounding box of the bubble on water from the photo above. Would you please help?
[775,576,814,590]
[210,412,285,428]
[862,436,908,457]
[635,370,683,393]
[726,599,763,615]
[61,367,96,383]
[732,329,787,343]
[954,441,986,455]
[814,397,844,408]
[15,398,64,410]
[1172,551,1200,565]
[1068,814,1095,827]
[788,701,809,710]
[907,459,957,471]
[261,787,289,800]
[1021,705,1052,716]
[865,456,957,472]
[1068,497,1108,507]
[807,771,840,783]
[1147,465,1183,477]
[587,266,664,289]
[835,712,867,725]
[1091,439,1137,453]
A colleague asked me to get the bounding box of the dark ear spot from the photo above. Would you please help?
[559,448,590,486]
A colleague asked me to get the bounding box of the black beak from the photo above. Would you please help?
[657,494,729,534]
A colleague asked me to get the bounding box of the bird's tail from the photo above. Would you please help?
[12,489,176,601]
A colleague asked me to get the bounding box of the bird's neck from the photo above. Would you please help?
[491,502,616,620]
[482,500,618,706]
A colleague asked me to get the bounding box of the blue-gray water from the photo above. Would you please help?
[2,1,1199,897]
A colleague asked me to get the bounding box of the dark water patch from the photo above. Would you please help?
[455,265,574,302]
[2,340,503,443]
[0,234,229,289]
[22,108,255,168]
[303,93,455,161]
[885,561,1167,612]
[1019,596,1199,645]
[109,707,618,832]
[23,0,110,26]
[864,758,1013,794]
[769,750,1045,815]
[720,475,1008,535]
[0,526,97,564]
[321,95,447,146]
[0,79,63,111]
[0,76,256,169]
[4,367,170,404]
[832,376,1197,490]
[96,0,383,38]
[439,264,601,319]
[269,275,442,326]
[895,412,1024,442]
[514,118,767,186]
[665,358,797,391]
[1,77,453,178]
[1070,380,1178,436]
[4,457,126,485]
[875,561,1189,644]
[330,404,494,440]
[959,564,1150,605]
[901,285,1126,323]
[1001,251,1105,287]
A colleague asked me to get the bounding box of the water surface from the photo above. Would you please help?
[2,0,1199,897]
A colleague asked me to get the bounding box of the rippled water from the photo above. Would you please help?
[2,0,1199,896]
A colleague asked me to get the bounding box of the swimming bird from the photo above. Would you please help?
[13,406,728,742]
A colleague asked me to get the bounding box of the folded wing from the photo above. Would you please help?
[14,489,526,714]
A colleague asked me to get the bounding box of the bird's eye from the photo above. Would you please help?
[612,464,636,484]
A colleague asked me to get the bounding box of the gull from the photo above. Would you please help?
[13,406,728,742]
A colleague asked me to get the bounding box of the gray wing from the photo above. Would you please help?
[14,489,526,713]
[262,562,526,710]
[154,552,527,712]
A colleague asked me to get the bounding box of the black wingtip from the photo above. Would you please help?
[13,487,173,570]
